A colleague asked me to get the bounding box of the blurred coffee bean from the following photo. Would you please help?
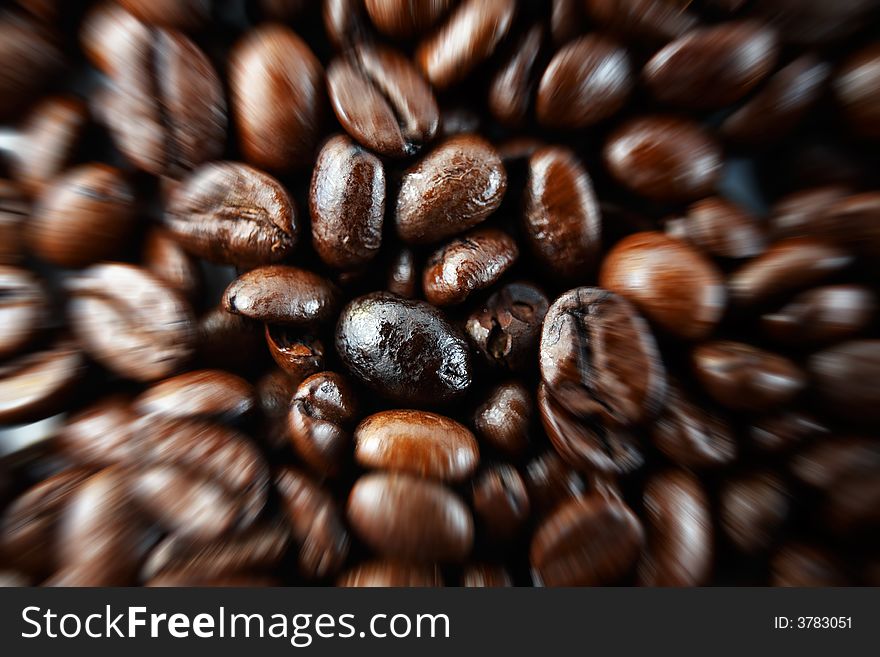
[665,197,766,260]
[146,573,278,587]
[0,16,64,120]
[338,561,443,587]
[0,267,45,360]
[818,192,880,258]
[195,305,264,374]
[134,370,256,425]
[761,285,876,346]
[834,43,880,138]
[808,340,880,423]
[323,0,374,50]
[256,369,297,453]
[0,181,28,264]
[264,326,324,383]
[769,186,850,240]
[523,451,587,517]
[473,380,531,457]
[56,395,135,468]
[355,409,479,482]
[364,0,453,38]
[488,24,543,128]
[771,543,848,587]
[461,563,513,587]
[472,463,530,540]
[748,410,829,454]
[790,436,880,492]
[582,0,698,44]
[754,0,876,46]
[141,229,203,304]
[720,471,790,555]
[117,0,211,29]
[386,247,419,298]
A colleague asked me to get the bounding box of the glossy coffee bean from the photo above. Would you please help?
[354,410,479,482]
[415,0,516,90]
[523,146,601,281]
[364,0,452,38]
[638,470,712,587]
[29,164,136,268]
[335,293,472,405]
[423,227,518,306]
[395,135,506,244]
[164,162,298,268]
[643,21,778,109]
[328,45,438,158]
[386,247,419,298]
[56,395,135,468]
[472,463,530,540]
[728,238,854,308]
[68,263,195,382]
[582,0,698,44]
[223,265,339,327]
[748,410,828,454]
[230,24,324,172]
[323,0,373,51]
[0,17,63,120]
[692,341,806,412]
[310,135,384,269]
[771,543,848,587]
[600,232,726,341]
[0,181,28,265]
[761,285,875,346]
[0,267,45,360]
[338,561,442,587]
[816,192,880,258]
[536,34,632,128]
[473,380,532,457]
[523,452,587,517]
[666,197,766,260]
[769,186,850,240]
[834,43,880,138]
[118,0,210,29]
[720,471,790,555]
[347,472,473,562]
[488,24,543,128]
[195,305,264,374]
[461,563,512,587]
[808,340,880,424]
[264,326,324,383]
[134,370,256,425]
[464,282,549,372]
[539,287,666,426]
[789,436,880,492]
[604,116,722,203]
[549,0,582,46]
[530,494,644,586]
[141,229,203,303]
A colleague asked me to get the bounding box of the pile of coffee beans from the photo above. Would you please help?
[0,0,879,587]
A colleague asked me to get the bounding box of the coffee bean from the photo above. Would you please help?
[68,263,195,382]
[539,287,667,425]
[808,340,880,423]
[195,305,265,374]
[530,494,644,586]
[364,0,453,38]
[666,197,766,260]
[118,0,211,29]
[790,436,880,492]
[142,229,203,303]
[604,116,723,203]
[337,561,443,587]
[582,0,698,44]
[328,45,439,158]
[488,24,543,128]
[264,326,324,384]
[335,293,472,405]
[164,162,298,268]
[748,410,828,454]
[0,16,63,120]
[600,231,726,341]
[473,380,532,456]
[80,2,146,77]
[354,409,479,482]
[769,186,850,240]
[0,267,46,360]
[834,43,880,138]
[762,285,876,346]
[134,370,256,425]
[323,0,374,51]
[537,34,632,128]
[721,471,790,555]
[771,543,848,587]
[472,463,530,540]
[0,181,28,265]
[310,135,385,269]
[57,395,135,468]
[386,247,419,298]
[523,146,601,281]
[223,265,339,327]
[755,0,875,47]
[461,563,512,587]
[817,192,880,258]
[146,573,279,587]
[256,369,298,453]
[523,451,588,517]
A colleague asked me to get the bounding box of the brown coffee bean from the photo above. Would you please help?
[415,0,516,90]
[134,370,256,425]
[328,45,438,158]
[536,34,632,128]
[347,472,473,562]
[163,162,298,268]
[523,451,587,517]
[338,561,443,587]
[29,164,136,268]
[0,181,28,265]
[395,134,506,244]
[728,238,854,308]
[256,369,298,453]
[720,471,790,555]
[310,135,385,269]
[472,463,530,540]
[230,24,324,172]
[769,186,850,240]
[141,229,203,303]
[423,227,518,306]
[461,564,512,587]
[523,146,601,281]
[808,340,880,424]
[666,197,766,260]
[323,0,374,51]
[762,285,875,346]
[0,267,45,360]
[816,192,880,258]
[756,0,875,47]
[68,263,195,382]
[771,543,849,587]
[473,380,531,456]
[335,293,472,405]
[275,467,350,579]
[600,232,726,341]
[195,305,265,374]
[0,17,63,120]
[530,494,644,586]
[539,287,667,426]
[364,0,453,38]
[80,2,146,77]
[638,470,712,587]
[834,43,880,138]
[56,395,135,468]
[146,573,279,587]
[790,436,880,492]
[386,247,419,298]
[223,265,339,327]
[264,326,324,383]
[488,24,543,128]
[118,0,210,29]
[604,116,722,203]
[582,0,698,44]
[748,410,829,454]
[692,340,806,412]
[354,409,479,482]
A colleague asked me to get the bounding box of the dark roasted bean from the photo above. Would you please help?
[748,410,829,454]
[808,340,880,424]
[834,43,880,138]
[338,561,442,587]
[720,471,790,555]
[134,370,256,425]
[364,0,453,39]
[771,543,848,587]
[762,285,875,346]
[582,0,698,44]
[665,197,766,260]
[472,463,530,540]
[141,229,203,303]
[56,395,135,468]
[473,380,532,457]
[0,267,45,360]
[488,24,543,128]
[264,326,324,384]
[461,563,513,587]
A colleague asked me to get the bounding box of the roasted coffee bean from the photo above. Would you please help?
[415,0,516,90]
[355,410,479,482]
[473,380,532,457]
[643,21,778,109]
[347,472,473,562]
[29,164,136,268]
[600,232,726,341]
[395,134,506,244]
[771,543,848,587]
[134,370,256,425]
[582,0,698,44]
[323,0,373,51]
[761,285,875,346]
[530,494,644,586]
[756,0,876,47]
[834,43,880,138]
[335,293,472,405]
[256,369,298,452]
[0,16,63,120]
[692,341,806,412]
[230,24,324,172]
[523,147,601,281]
[163,162,298,268]
[386,247,418,298]
[310,135,384,269]
[748,410,828,454]
[524,452,587,516]
[288,372,359,476]
[146,573,278,587]
[539,287,667,426]
[651,381,737,469]
[141,229,203,303]
[769,186,850,240]
[816,192,880,258]
[328,45,438,158]
[721,55,830,145]
[721,471,790,555]
[461,564,512,587]
[364,0,453,38]
[638,470,713,587]
[338,561,443,587]
[665,197,766,260]
[472,463,530,540]
[423,227,518,306]
[604,116,723,203]
[790,436,880,492]
[808,340,880,424]
[196,305,264,374]
[80,2,146,77]
[118,0,211,29]
[264,326,324,383]
[68,263,195,382]
[223,265,339,327]
[0,181,28,265]
[56,395,135,468]
[536,34,632,129]
[465,282,549,372]
[275,467,350,579]
[488,24,544,128]
[0,266,45,360]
